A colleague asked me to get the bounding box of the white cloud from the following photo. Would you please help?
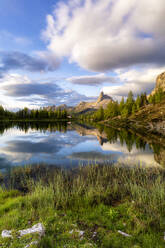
[102,141,160,167]
[43,0,165,72]
[0,73,97,109]
[0,51,60,77]
[67,73,118,85]
[103,66,165,97]
[0,73,31,86]
[35,50,61,71]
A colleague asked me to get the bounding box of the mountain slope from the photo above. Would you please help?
[129,99,165,135]
[74,92,113,114]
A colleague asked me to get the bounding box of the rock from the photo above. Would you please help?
[1,230,12,238]
[118,230,132,237]
[74,91,113,114]
[1,223,45,239]
[97,91,112,103]
[151,71,165,95]
[19,223,45,237]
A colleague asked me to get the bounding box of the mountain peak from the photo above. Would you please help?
[97,91,112,103]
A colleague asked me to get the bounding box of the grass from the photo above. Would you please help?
[0,164,165,247]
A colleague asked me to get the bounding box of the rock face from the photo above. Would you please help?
[97,91,112,103]
[74,92,113,114]
[151,71,165,95]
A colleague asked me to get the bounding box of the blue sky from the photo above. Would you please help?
[0,0,165,109]
[0,0,52,46]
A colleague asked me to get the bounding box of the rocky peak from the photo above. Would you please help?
[151,71,165,95]
[77,101,86,106]
[97,91,112,103]
[156,72,165,91]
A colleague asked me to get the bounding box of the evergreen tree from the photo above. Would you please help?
[125,91,135,115]
[96,107,104,120]
[132,103,137,114]
[155,87,164,103]
[121,106,129,118]
[0,105,4,116]
[135,95,140,110]
[119,97,125,114]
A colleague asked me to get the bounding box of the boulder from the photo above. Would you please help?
[1,230,12,238]
[19,223,45,237]
[1,223,45,239]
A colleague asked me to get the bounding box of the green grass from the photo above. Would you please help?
[0,164,165,247]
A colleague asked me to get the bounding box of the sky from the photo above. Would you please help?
[0,0,165,109]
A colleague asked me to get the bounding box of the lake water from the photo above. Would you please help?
[0,122,164,171]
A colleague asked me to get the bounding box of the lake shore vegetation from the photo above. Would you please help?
[0,106,68,121]
[0,164,165,247]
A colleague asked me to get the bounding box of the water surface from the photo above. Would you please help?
[0,122,164,170]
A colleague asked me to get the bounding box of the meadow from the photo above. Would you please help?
[0,164,164,247]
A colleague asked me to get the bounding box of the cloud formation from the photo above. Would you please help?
[67,73,118,85]
[0,128,96,165]
[0,51,60,76]
[0,74,96,108]
[43,0,165,72]
[103,66,165,98]
[3,82,59,97]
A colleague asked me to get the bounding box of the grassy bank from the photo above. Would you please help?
[0,164,165,247]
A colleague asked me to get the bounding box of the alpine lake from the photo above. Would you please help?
[0,121,164,172]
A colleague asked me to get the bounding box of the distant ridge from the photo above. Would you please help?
[44,92,113,114]
[44,104,74,112]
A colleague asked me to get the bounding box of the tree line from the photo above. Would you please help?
[90,88,165,121]
[0,106,68,120]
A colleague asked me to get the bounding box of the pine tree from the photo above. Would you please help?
[0,105,4,116]
[132,103,137,114]
[119,97,125,114]
[125,91,134,115]
[135,95,142,110]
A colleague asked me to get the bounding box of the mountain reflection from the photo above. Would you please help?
[0,121,164,168]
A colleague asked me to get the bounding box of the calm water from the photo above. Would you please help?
[0,122,164,171]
